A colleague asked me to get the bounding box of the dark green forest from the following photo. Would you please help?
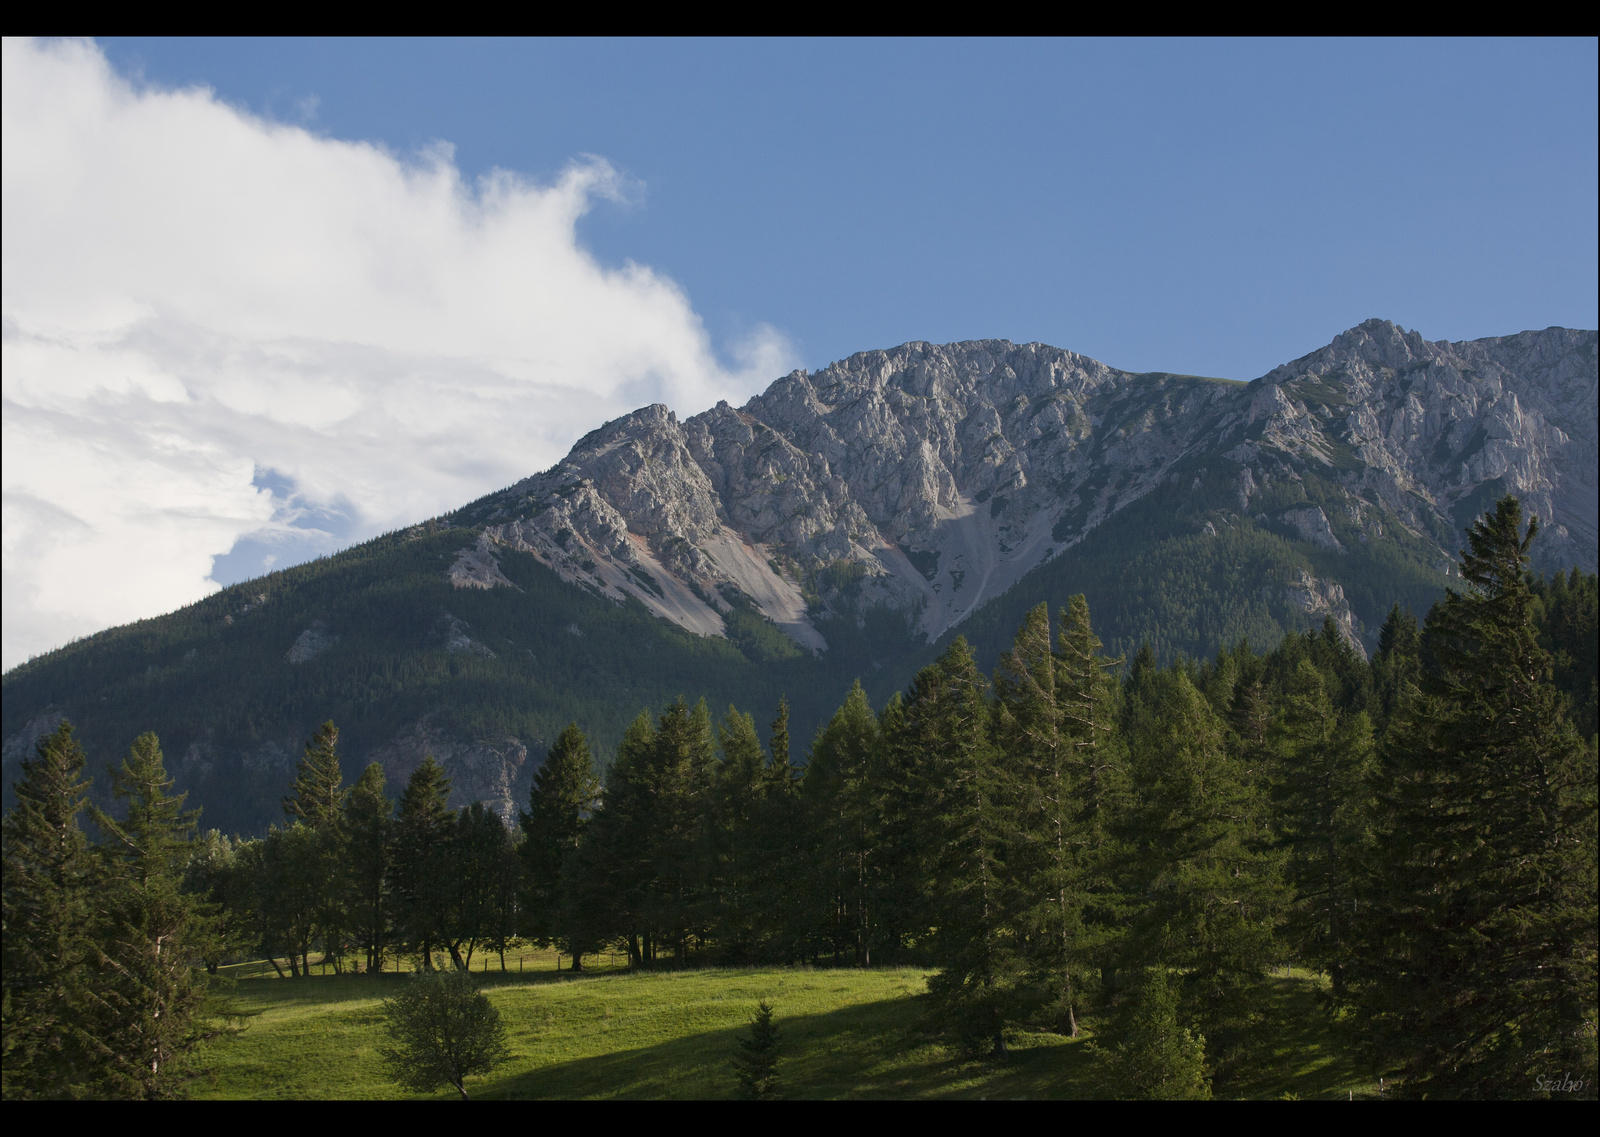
[2,452,1482,838]
[4,497,1594,1099]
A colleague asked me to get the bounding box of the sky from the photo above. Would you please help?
[3,37,1596,670]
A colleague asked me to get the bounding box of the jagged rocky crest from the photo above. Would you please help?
[443,320,1597,659]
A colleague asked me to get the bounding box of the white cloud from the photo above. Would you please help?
[1,37,795,671]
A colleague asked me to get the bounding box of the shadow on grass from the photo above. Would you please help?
[482,995,1099,1100]
[1211,974,1371,1101]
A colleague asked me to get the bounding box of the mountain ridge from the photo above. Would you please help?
[3,319,1594,834]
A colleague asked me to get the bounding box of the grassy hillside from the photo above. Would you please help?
[195,960,1372,1100]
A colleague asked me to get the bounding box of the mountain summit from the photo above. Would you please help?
[448,320,1596,656]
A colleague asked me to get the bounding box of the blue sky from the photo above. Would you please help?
[99,37,1599,380]
[4,38,1595,667]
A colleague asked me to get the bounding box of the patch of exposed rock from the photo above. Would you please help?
[1278,568,1367,659]
[366,717,529,825]
[286,622,338,663]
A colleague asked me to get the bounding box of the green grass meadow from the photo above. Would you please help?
[192,953,1375,1100]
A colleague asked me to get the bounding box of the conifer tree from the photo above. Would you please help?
[1270,659,1375,990]
[281,720,347,970]
[911,637,1019,1055]
[636,699,716,962]
[856,691,934,965]
[732,1000,781,1099]
[87,732,218,1098]
[343,763,392,973]
[391,756,455,969]
[713,706,768,961]
[1,721,98,1099]
[1100,970,1212,1100]
[446,804,513,969]
[769,697,791,776]
[803,681,880,966]
[992,604,1070,1025]
[580,711,657,966]
[1371,604,1422,737]
[252,821,323,976]
[284,721,346,826]
[758,696,809,963]
[1348,497,1599,1097]
[520,723,601,967]
[1121,669,1289,1048]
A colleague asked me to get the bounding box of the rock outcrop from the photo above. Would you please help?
[449,321,1597,653]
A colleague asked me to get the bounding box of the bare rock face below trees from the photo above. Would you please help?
[449,320,1597,658]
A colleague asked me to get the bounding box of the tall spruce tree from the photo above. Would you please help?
[284,721,346,825]
[911,637,1020,1056]
[1121,668,1289,1052]
[864,691,927,965]
[446,804,514,969]
[803,682,881,967]
[520,723,601,968]
[282,720,347,971]
[343,763,392,973]
[1,721,98,1099]
[391,756,455,969]
[88,732,217,1098]
[992,603,1072,1027]
[1371,604,1422,738]
[1270,659,1375,991]
[713,706,769,962]
[580,711,657,966]
[1347,497,1599,1098]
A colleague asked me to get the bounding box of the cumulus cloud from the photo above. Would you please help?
[1,37,795,671]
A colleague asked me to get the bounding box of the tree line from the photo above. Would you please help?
[3,496,1595,1099]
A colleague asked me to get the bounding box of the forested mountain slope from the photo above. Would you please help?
[4,320,1594,834]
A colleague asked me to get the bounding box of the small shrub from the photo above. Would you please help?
[378,968,509,1099]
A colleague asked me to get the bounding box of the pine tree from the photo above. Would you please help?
[636,699,717,963]
[1270,659,1375,991]
[87,732,218,1098]
[391,756,455,970]
[1121,668,1289,1051]
[343,763,392,973]
[1,721,98,1099]
[992,603,1071,1028]
[1052,596,1127,1032]
[732,1000,781,1099]
[281,720,347,971]
[911,637,1019,1056]
[579,711,657,966]
[866,691,929,966]
[520,723,600,967]
[284,721,346,826]
[803,681,881,966]
[1371,603,1422,737]
[1100,970,1212,1100]
[446,804,513,970]
[713,706,768,961]
[1348,497,1599,1097]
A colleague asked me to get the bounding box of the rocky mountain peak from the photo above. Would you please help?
[447,323,1596,660]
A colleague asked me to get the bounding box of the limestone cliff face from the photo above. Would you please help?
[447,321,1596,658]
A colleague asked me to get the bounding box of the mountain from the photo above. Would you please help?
[4,320,1594,834]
